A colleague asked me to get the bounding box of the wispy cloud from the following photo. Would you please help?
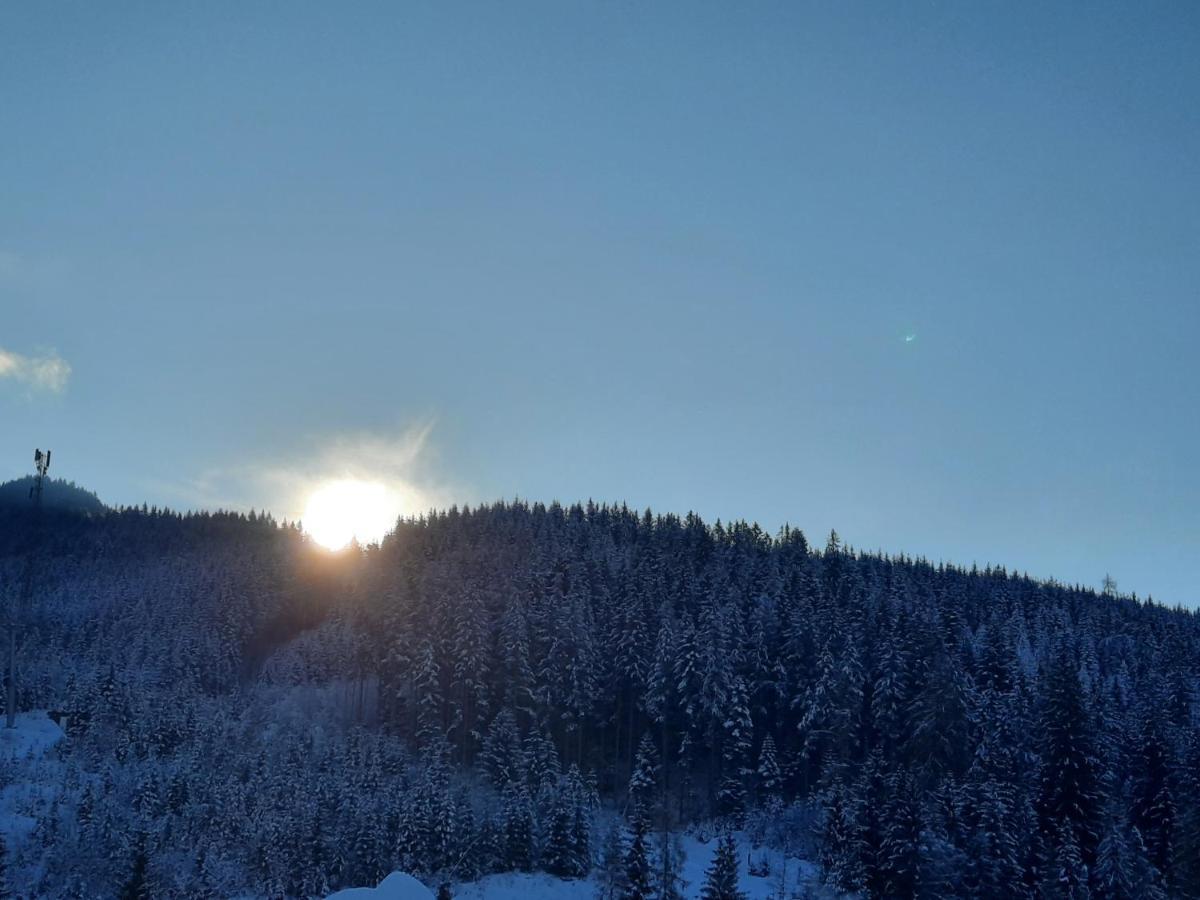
[0,346,72,393]
[256,421,448,522]
[150,420,458,526]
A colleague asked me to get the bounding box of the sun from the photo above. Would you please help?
[302,479,400,550]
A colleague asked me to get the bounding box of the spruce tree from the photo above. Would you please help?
[480,708,523,790]
[544,785,587,879]
[878,774,920,899]
[566,766,594,879]
[621,815,653,900]
[716,775,746,824]
[700,832,745,900]
[117,831,150,900]
[965,776,1024,897]
[628,733,659,820]
[1173,797,1200,899]
[1131,716,1175,878]
[0,833,10,900]
[756,733,782,799]
[654,830,687,900]
[596,820,627,900]
[820,784,865,892]
[1095,820,1137,899]
[1037,649,1102,872]
[1046,825,1091,900]
[501,783,535,872]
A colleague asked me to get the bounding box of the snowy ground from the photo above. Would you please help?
[336,831,835,900]
[327,871,435,899]
[450,872,594,899]
[0,711,64,761]
[0,711,65,844]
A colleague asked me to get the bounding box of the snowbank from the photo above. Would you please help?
[451,830,829,899]
[0,711,64,760]
[452,872,596,899]
[326,871,434,900]
[332,831,831,900]
[0,711,67,845]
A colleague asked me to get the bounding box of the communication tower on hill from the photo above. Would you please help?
[6,448,51,729]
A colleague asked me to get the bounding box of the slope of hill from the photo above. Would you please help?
[0,500,1195,898]
[0,476,106,514]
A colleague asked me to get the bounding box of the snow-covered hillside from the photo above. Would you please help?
[4,503,1199,897]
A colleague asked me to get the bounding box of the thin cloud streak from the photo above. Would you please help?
[0,346,72,393]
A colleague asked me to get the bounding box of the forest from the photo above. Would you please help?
[0,491,1197,898]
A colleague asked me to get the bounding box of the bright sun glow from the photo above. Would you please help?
[302,479,400,550]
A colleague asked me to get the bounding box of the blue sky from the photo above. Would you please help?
[2,2,1198,604]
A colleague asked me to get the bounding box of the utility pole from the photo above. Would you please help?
[6,448,50,729]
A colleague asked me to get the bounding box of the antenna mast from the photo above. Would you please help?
[6,448,50,729]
